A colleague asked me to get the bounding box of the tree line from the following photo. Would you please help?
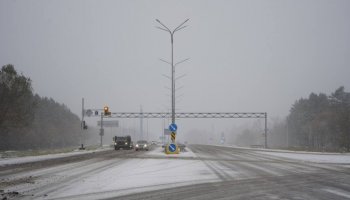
[0,64,82,150]
[286,87,350,151]
[232,87,350,152]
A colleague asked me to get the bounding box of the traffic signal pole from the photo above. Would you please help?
[100,113,103,147]
[80,98,85,149]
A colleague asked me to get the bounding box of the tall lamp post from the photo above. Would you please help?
[156,19,189,124]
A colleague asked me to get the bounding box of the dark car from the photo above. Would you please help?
[113,135,133,150]
[135,140,149,151]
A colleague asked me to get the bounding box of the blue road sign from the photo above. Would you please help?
[169,123,178,132]
[168,143,177,152]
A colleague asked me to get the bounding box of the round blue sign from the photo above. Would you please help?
[168,143,177,152]
[169,123,178,132]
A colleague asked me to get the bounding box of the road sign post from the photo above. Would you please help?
[169,123,177,143]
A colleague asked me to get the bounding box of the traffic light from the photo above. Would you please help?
[104,106,111,116]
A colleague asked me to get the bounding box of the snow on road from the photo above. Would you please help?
[218,144,350,164]
[256,151,350,164]
[47,147,216,199]
[3,145,350,199]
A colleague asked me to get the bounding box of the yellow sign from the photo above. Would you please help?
[171,132,176,142]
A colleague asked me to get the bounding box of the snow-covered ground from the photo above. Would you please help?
[0,145,195,167]
[2,145,350,199]
[0,146,112,166]
[46,147,216,199]
[144,146,197,158]
[257,151,350,164]
[214,144,350,164]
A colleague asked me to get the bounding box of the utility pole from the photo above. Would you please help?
[156,19,189,125]
[140,105,143,140]
[286,117,289,147]
[265,112,268,149]
[81,98,84,147]
[100,113,104,147]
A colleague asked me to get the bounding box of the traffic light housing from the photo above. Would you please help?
[104,106,111,116]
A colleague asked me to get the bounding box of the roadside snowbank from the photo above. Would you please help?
[257,151,350,164]
[213,144,350,164]
[0,146,112,166]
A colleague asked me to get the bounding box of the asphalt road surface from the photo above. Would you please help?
[1,145,350,200]
[113,145,350,200]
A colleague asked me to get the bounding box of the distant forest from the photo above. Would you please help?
[234,87,350,152]
[266,87,350,152]
[286,87,350,151]
[0,64,83,150]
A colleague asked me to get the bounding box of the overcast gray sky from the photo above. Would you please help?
[1,0,350,142]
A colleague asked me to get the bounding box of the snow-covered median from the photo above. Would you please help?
[144,146,197,158]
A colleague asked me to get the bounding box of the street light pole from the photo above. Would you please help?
[156,19,189,124]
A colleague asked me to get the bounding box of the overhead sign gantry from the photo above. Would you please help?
[82,104,268,149]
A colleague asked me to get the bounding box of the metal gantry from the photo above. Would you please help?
[106,112,266,119]
[101,111,268,148]
[82,105,269,148]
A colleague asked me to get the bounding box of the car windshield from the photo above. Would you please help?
[1,1,350,200]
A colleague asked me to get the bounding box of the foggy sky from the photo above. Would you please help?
[1,0,350,142]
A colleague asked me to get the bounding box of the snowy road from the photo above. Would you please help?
[1,145,350,200]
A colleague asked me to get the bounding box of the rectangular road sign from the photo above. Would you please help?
[164,129,171,135]
[97,120,119,127]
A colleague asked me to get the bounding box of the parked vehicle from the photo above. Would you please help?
[113,135,133,150]
[135,140,149,151]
